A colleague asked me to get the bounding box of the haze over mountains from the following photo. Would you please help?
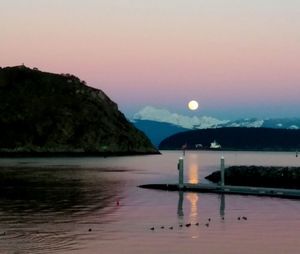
[132,106,300,146]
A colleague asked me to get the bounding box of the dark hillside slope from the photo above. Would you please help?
[159,127,300,151]
[0,65,157,155]
[132,120,188,147]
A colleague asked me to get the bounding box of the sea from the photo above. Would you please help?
[0,151,299,254]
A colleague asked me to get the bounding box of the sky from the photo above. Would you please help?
[1,0,300,120]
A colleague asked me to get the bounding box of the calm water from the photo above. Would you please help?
[0,151,299,254]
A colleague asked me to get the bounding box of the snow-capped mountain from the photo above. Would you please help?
[131,106,300,146]
[133,106,229,129]
[221,118,264,128]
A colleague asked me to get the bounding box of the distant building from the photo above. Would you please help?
[210,140,221,149]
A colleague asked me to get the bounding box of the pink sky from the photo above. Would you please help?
[1,0,300,119]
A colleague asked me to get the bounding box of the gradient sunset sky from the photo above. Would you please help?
[1,0,300,119]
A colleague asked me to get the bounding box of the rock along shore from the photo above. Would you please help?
[205,166,300,190]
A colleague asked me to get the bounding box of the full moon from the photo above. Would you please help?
[188,100,199,111]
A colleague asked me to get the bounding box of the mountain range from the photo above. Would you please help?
[132,106,300,146]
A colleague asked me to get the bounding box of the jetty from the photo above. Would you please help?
[139,156,300,199]
[139,183,300,199]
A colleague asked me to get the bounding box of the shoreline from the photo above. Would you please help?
[160,148,299,152]
[0,151,161,158]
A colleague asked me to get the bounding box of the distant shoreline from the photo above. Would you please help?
[0,151,161,158]
[158,127,300,151]
[160,148,299,152]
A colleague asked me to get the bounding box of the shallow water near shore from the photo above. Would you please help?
[0,151,299,254]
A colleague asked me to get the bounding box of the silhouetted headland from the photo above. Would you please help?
[0,65,158,156]
[159,127,300,151]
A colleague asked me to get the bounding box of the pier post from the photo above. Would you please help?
[220,194,225,218]
[220,156,225,186]
[178,157,184,189]
[177,191,184,217]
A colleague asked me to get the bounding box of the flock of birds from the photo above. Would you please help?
[149,216,248,231]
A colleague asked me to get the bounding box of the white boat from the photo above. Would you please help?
[210,140,221,149]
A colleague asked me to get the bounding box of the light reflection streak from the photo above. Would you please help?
[188,162,199,184]
[186,192,199,222]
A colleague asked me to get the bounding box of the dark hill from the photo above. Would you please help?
[132,119,188,147]
[0,65,158,155]
[159,127,300,151]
